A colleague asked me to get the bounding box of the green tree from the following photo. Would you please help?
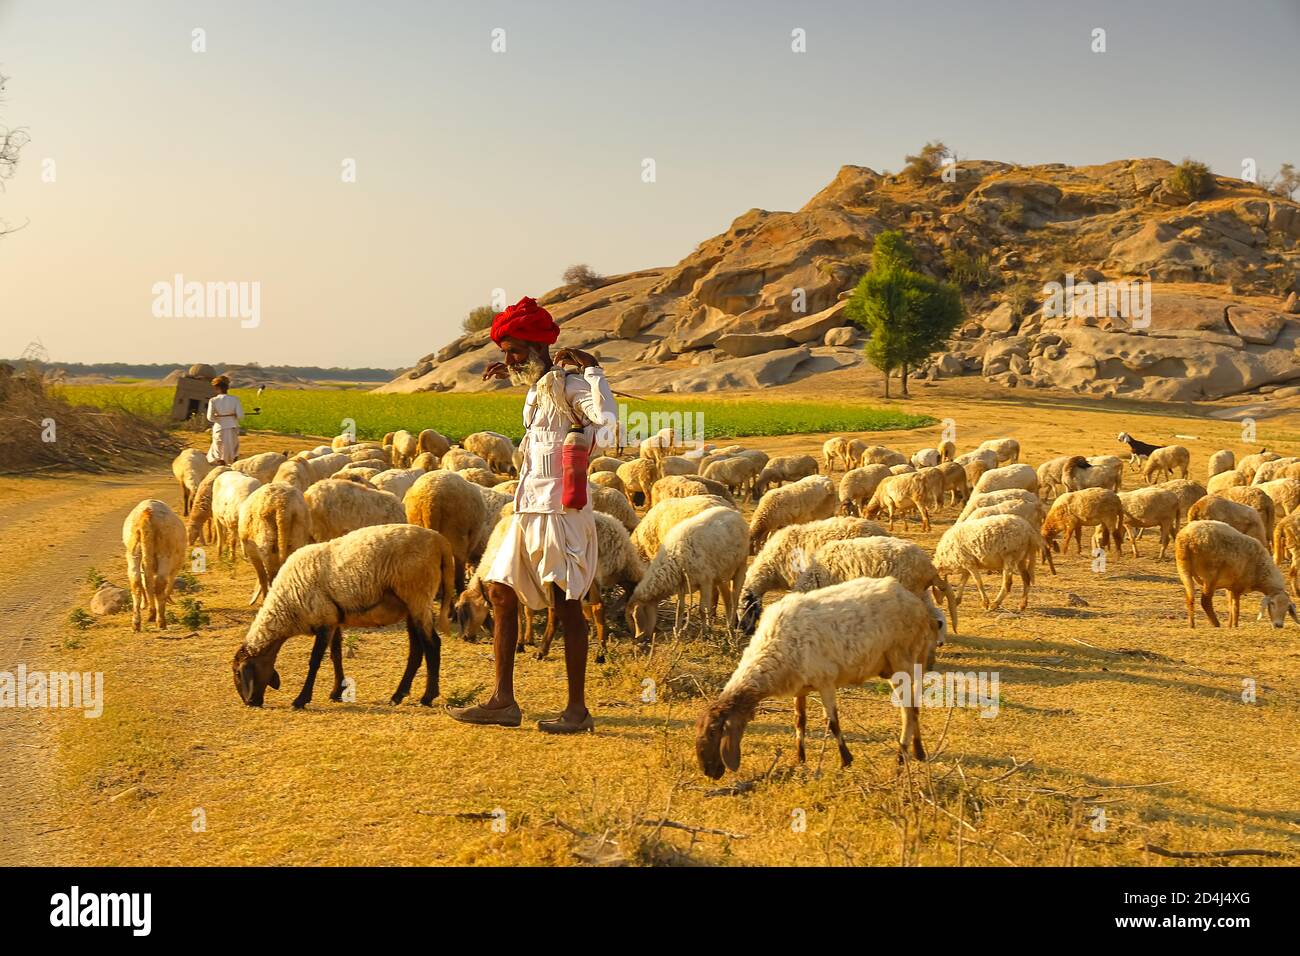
[1166,158,1215,202]
[847,231,964,398]
[462,304,496,333]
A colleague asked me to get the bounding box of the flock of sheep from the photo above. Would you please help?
[114,422,1300,781]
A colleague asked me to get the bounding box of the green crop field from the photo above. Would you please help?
[59,385,932,443]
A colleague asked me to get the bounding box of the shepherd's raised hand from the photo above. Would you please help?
[553,348,599,369]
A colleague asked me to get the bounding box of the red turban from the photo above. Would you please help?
[490,296,560,347]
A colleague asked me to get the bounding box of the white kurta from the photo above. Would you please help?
[486,366,617,610]
[206,393,244,464]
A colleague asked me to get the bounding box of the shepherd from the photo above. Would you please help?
[447,296,616,733]
[205,375,244,464]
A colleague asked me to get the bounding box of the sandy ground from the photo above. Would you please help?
[2,370,1299,865]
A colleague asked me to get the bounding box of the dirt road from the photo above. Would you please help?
[0,470,175,864]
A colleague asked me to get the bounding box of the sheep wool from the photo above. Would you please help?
[122,498,188,632]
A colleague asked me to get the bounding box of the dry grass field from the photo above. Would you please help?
[3,370,1299,867]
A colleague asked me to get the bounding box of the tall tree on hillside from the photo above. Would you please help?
[846,231,964,398]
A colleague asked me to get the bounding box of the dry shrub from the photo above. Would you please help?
[0,364,179,473]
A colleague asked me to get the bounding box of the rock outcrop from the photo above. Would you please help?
[382,157,1300,401]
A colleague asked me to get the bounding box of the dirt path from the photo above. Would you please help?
[0,470,175,864]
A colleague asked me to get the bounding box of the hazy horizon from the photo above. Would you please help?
[2,0,1298,369]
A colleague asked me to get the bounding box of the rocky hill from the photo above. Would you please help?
[379,157,1300,404]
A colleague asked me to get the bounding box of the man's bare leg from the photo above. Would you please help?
[555,587,589,723]
[447,580,522,725]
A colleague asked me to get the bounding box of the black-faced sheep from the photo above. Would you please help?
[232,524,456,708]
[696,577,942,777]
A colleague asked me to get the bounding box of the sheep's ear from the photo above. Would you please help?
[269,669,281,690]
[719,716,744,772]
[239,664,256,703]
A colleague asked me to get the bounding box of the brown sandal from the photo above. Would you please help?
[537,710,595,734]
[446,702,522,727]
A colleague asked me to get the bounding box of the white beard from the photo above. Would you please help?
[508,352,547,387]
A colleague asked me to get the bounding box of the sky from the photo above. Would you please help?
[1,0,1298,369]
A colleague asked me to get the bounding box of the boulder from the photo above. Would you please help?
[824,326,859,347]
[90,584,129,616]
[1225,306,1288,346]
[773,301,850,344]
[618,346,815,394]
[714,332,795,358]
[1286,292,1300,315]
[982,302,1017,334]
[933,352,966,376]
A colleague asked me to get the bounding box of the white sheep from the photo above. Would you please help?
[1175,520,1296,628]
[1041,488,1125,556]
[231,451,287,485]
[1142,445,1190,484]
[659,455,699,477]
[463,431,516,475]
[703,455,763,499]
[956,447,999,488]
[858,444,907,468]
[977,437,1020,464]
[273,452,350,493]
[626,506,749,639]
[631,494,735,562]
[1207,449,1235,479]
[1159,478,1208,528]
[911,447,940,469]
[749,474,837,552]
[232,524,457,708]
[391,429,420,468]
[589,470,625,496]
[936,461,970,507]
[617,457,661,508]
[304,478,407,543]
[1187,495,1268,548]
[752,454,820,498]
[371,467,426,500]
[696,577,942,777]
[592,484,639,532]
[938,438,957,462]
[650,474,735,508]
[238,481,310,605]
[122,498,188,632]
[837,464,891,516]
[1252,456,1300,484]
[172,449,213,516]
[973,463,1039,497]
[212,471,262,562]
[404,470,488,589]
[1254,478,1300,518]
[822,436,853,474]
[736,515,887,635]
[417,428,452,459]
[1236,450,1279,483]
[934,514,1042,611]
[184,464,230,544]
[1114,486,1179,559]
[1218,485,1277,542]
[863,471,935,531]
[793,536,959,635]
[1036,455,1072,500]
[589,455,625,475]
[441,447,490,473]
[1207,469,1248,495]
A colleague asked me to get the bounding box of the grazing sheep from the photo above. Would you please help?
[273,452,350,493]
[1188,495,1268,547]
[1041,488,1125,556]
[736,516,887,635]
[1218,485,1277,542]
[410,451,438,471]
[617,457,661,508]
[371,467,425,501]
[589,469,626,494]
[1159,478,1208,528]
[752,454,820,499]
[977,437,1020,464]
[626,506,750,640]
[934,514,1042,611]
[749,475,837,552]
[703,455,763,500]
[172,449,213,516]
[1036,455,1073,501]
[239,482,310,605]
[639,426,686,463]
[333,466,382,485]
[212,471,262,561]
[936,460,970,506]
[1207,449,1235,479]
[1207,469,1249,495]
[1236,450,1279,483]
[938,438,956,462]
[863,472,934,531]
[888,463,916,476]
[971,463,1039,500]
[404,470,489,589]
[837,464,892,516]
[858,445,907,468]
[650,474,735,508]
[659,455,699,478]
[823,436,853,474]
[232,525,456,708]
[390,430,419,468]
[122,499,188,632]
[494,480,519,497]
[696,577,942,777]
[304,478,407,543]
[231,451,288,485]
[592,484,639,532]
[1175,520,1296,628]
[476,486,513,540]
[1254,478,1300,518]
[417,428,452,459]
[463,431,516,475]
[441,447,490,473]
[1272,511,1300,579]
[459,467,504,489]
[631,494,735,562]
[1142,445,1190,484]
[589,455,624,475]
[911,447,940,469]
[1114,487,1179,559]
[956,448,999,488]
[1061,455,1123,493]
[793,536,959,636]
[185,464,231,544]
[1252,457,1300,484]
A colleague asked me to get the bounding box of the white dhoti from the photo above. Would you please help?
[207,424,239,464]
[485,510,599,611]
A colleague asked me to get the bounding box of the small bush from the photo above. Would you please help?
[562,263,603,288]
[86,567,106,589]
[68,607,94,630]
[901,141,950,184]
[1004,280,1037,317]
[461,305,496,334]
[176,598,210,630]
[1166,159,1215,202]
[942,248,995,290]
[172,572,201,594]
[444,682,487,708]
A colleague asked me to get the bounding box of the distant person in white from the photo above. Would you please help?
[205,375,244,464]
